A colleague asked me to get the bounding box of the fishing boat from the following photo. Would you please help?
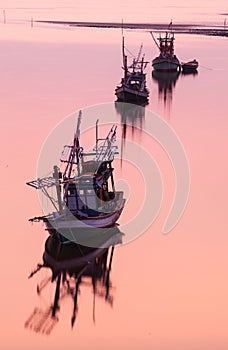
[181,59,199,73]
[151,31,180,72]
[115,36,149,104]
[27,112,125,244]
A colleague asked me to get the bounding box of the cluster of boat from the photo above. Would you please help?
[115,29,199,105]
[27,28,198,247]
[26,26,198,330]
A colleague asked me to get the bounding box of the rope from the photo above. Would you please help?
[198,64,213,70]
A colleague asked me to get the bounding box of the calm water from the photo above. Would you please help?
[1,2,228,350]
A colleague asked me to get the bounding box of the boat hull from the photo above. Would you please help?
[45,205,124,231]
[44,192,125,246]
[152,58,180,72]
[181,61,198,73]
[115,85,149,104]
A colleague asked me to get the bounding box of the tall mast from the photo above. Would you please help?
[53,165,63,213]
[96,119,99,153]
[63,111,82,179]
[122,23,128,82]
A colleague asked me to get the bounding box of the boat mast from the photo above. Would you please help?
[96,119,99,153]
[136,43,143,65]
[53,165,63,213]
[63,111,82,179]
[122,29,128,83]
[140,55,144,73]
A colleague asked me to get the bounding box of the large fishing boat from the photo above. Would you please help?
[115,36,149,104]
[27,112,125,244]
[151,31,180,72]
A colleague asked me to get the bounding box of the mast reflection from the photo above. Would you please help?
[152,71,180,110]
[115,101,146,133]
[115,101,146,164]
[25,227,122,335]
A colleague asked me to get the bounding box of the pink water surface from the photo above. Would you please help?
[1,4,228,349]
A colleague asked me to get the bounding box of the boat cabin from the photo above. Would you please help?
[126,72,145,91]
[64,160,115,215]
[159,33,175,58]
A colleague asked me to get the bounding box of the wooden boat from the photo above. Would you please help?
[115,36,149,104]
[151,31,180,72]
[27,112,125,244]
[181,59,199,73]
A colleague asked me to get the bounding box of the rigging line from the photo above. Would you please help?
[124,46,135,58]
[150,31,160,50]
[198,64,213,70]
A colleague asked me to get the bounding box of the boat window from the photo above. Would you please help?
[68,189,75,195]
[87,189,93,195]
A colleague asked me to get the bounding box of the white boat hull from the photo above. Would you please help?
[44,192,125,238]
[45,205,124,231]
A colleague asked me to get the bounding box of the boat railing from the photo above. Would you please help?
[60,144,83,164]
[94,141,118,163]
[94,125,118,163]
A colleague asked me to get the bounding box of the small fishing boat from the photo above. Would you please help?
[27,112,125,244]
[151,30,180,72]
[115,36,149,104]
[181,59,199,73]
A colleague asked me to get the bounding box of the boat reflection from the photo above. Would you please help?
[25,226,123,335]
[115,101,146,163]
[152,70,180,109]
[115,101,145,137]
[181,70,199,76]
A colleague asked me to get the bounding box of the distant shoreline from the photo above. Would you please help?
[37,20,228,37]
